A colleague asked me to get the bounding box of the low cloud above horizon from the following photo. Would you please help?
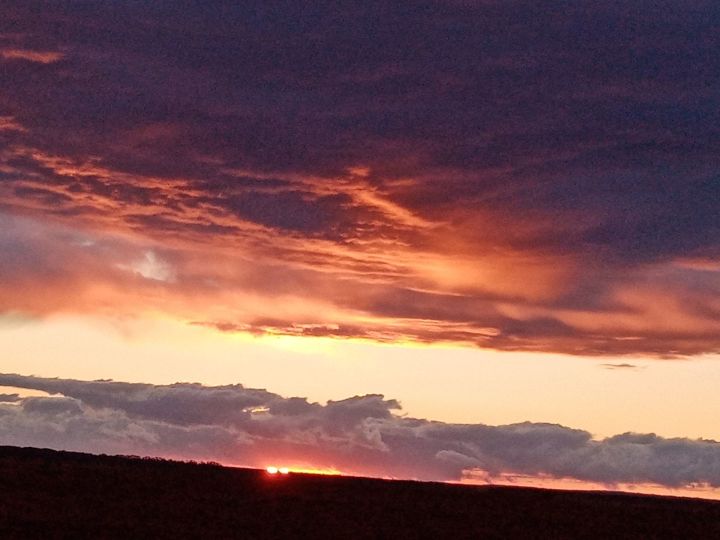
[1,373,720,495]
[0,1,719,357]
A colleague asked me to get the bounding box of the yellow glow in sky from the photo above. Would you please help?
[2,314,720,441]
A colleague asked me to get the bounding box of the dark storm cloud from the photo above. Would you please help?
[2,373,720,490]
[4,1,719,187]
[0,1,719,355]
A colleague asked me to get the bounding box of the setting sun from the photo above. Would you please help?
[266,466,290,475]
[265,465,342,476]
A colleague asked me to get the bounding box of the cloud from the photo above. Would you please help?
[601,363,641,371]
[0,48,63,64]
[0,116,26,132]
[0,2,719,356]
[1,206,719,356]
[1,373,720,491]
[118,251,176,283]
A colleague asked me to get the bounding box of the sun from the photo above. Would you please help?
[266,466,290,475]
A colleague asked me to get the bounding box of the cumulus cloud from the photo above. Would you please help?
[1,373,720,491]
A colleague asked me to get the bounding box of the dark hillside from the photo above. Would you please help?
[0,446,719,539]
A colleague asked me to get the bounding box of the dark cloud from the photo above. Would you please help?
[601,363,641,370]
[0,2,719,355]
[2,373,720,491]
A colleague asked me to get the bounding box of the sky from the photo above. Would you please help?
[1,1,720,497]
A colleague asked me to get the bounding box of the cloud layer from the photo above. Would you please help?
[1,373,720,490]
[0,2,719,355]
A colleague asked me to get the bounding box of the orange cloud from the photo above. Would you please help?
[1,147,718,357]
[0,116,26,132]
[0,1,718,357]
[1,48,63,63]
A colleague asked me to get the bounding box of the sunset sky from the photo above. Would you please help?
[1,2,720,497]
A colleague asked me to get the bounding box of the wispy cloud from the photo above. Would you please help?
[0,116,26,132]
[0,48,63,64]
[601,363,642,371]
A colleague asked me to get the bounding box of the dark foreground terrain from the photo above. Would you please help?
[1,446,719,539]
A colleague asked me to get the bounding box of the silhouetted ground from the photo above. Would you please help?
[0,446,719,539]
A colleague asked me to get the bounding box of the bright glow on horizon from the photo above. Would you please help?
[283,467,343,476]
[264,465,342,476]
[458,471,720,501]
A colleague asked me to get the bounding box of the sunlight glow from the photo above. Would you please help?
[264,465,343,476]
[266,466,290,475]
[285,467,343,476]
[458,470,720,501]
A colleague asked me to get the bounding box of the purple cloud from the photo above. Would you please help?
[1,373,720,490]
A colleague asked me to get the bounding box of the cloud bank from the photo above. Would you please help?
[0,2,719,355]
[1,373,720,491]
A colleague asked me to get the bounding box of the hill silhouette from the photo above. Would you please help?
[1,445,719,539]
